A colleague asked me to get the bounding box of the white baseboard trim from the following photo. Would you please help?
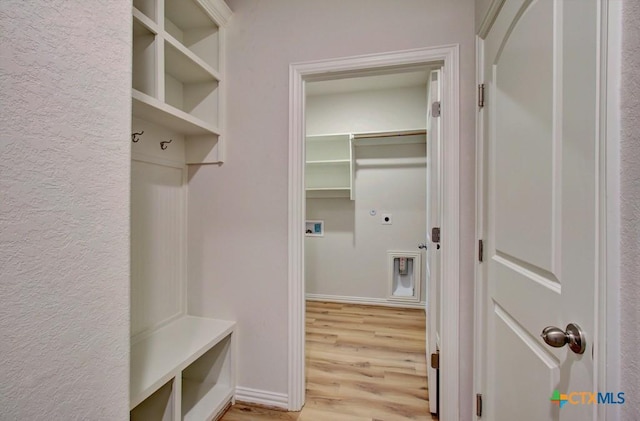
[235,386,288,409]
[306,293,426,309]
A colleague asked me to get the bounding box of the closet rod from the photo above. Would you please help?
[352,129,426,140]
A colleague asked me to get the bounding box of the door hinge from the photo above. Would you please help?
[431,227,441,243]
[478,84,485,108]
[476,393,483,417]
[479,239,484,262]
[430,352,440,369]
[431,101,441,117]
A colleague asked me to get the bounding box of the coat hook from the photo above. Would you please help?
[131,131,144,143]
[160,139,173,150]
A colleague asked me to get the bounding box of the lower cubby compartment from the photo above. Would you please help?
[131,378,176,421]
[130,316,236,420]
[182,335,234,420]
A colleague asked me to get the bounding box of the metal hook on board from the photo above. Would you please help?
[160,139,173,150]
[131,131,144,143]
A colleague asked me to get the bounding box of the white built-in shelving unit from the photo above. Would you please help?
[305,134,355,199]
[304,131,426,200]
[132,0,231,164]
[130,1,235,419]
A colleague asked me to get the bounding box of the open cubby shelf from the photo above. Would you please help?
[133,0,157,22]
[305,134,354,200]
[133,90,220,136]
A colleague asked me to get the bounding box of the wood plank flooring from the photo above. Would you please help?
[220,301,436,421]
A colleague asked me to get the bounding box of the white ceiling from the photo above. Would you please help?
[306,70,431,96]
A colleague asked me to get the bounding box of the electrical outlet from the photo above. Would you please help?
[381,213,392,225]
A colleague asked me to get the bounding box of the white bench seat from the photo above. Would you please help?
[130,316,235,414]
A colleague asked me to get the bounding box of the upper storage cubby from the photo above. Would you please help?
[165,0,220,70]
[305,134,354,199]
[131,0,231,164]
[134,0,157,22]
[132,17,157,98]
[164,42,220,128]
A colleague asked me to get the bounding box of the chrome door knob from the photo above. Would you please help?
[418,243,428,250]
[541,323,586,354]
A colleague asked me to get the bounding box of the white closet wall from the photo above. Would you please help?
[306,86,427,135]
[305,85,428,305]
[306,142,427,303]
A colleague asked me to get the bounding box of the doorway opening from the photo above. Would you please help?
[289,45,461,420]
[303,70,432,417]
[304,71,432,307]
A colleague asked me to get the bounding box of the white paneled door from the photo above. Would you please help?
[480,0,600,420]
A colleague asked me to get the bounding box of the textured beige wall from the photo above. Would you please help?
[620,0,640,419]
[0,1,131,418]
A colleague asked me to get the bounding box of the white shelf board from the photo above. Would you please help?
[306,187,350,191]
[353,135,426,147]
[132,89,221,136]
[133,8,159,34]
[306,133,351,142]
[306,188,351,199]
[130,315,235,409]
[164,34,222,83]
[305,159,350,165]
[182,381,234,421]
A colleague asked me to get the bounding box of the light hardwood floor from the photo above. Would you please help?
[219,301,436,421]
